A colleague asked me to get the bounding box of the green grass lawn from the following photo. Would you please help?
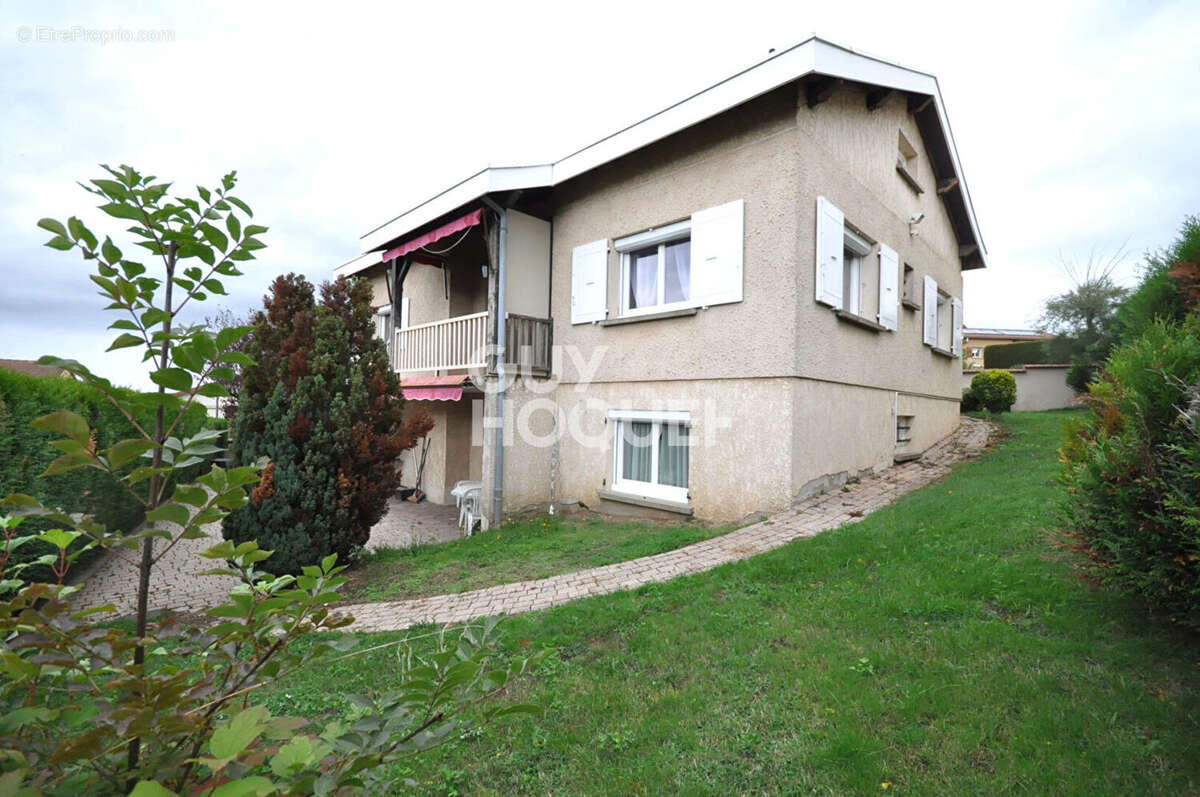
[342,515,735,602]
[269,412,1200,794]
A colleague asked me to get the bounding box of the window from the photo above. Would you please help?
[936,292,950,350]
[610,410,690,504]
[815,197,899,331]
[902,264,919,308]
[842,226,874,317]
[373,306,390,340]
[897,130,922,193]
[617,220,692,315]
[921,275,962,355]
[896,415,913,444]
[970,347,983,359]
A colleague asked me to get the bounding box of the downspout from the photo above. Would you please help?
[481,197,507,526]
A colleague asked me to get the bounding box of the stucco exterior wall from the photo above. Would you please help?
[963,366,1076,412]
[551,87,803,385]
[505,210,551,320]
[550,377,794,523]
[792,85,963,401]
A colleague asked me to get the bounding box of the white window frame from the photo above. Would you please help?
[936,291,950,350]
[616,219,692,317]
[896,414,913,444]
[842,226,873,316]
[373,306,390,341]
[608,409,691,504]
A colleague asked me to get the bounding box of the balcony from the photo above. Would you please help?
[394,312,551,375]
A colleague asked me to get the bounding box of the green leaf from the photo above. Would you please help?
[37,218,67,236]
[199,223,228,251]
[203,278,227,295]
[209,704,271,761]
[128,782,180,797]
[107,332,144,351]
[216,325,254,350]
[226,214,242,241]
[197,382,230,398]
[101,236,122,264]
[226,196,253,217]
[37,528,80,550]
[210,776,276,797]
[31,409,91,445]
[99,202,143,221]
[45,235,73,251]
[150,367,192,392]
[197,185,211,203]
[146,503,190,526]
[172,345,205,374]
[220,351,254,367]
[172,485,208,506]
[106,438,156,469]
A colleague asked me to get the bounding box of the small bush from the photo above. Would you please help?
[969,369,1017,413]
[1060,318,1200,629]
[961,387,981,412]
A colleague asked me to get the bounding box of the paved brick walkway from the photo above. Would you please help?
[71,496,463,616]
[344,417,994,633]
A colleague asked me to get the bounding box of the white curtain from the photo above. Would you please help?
[622,421,653,482]
[657,423,689,488]
[664,240,690,304]
[629,249,658,309]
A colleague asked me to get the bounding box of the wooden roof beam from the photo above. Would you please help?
[866,87,892,111]
[936,177,959,195]
[805,77,836,108]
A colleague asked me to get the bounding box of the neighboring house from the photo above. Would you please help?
[961,327,1051,369]
[336,37,987,526]
[0,359,70,378]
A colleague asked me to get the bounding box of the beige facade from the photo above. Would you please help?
[355,64,978,526]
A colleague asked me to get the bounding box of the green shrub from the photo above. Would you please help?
[0,368,206,581]
[983,340,1052,369]
[960,387,981,412]
[1113,215,1198,346]
[969,369,1017,413]
[1060,317,1200,629]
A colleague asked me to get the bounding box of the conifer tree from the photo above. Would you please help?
[224,273,432,572]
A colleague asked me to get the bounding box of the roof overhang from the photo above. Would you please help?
[343,36,987,277]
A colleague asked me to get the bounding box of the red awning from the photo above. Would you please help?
[399,374,470,402]
[383,208,483,261]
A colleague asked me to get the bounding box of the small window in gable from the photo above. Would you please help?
[901,264,920,309]
[896,130,923,194]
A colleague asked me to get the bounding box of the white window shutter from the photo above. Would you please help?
[951,297,964,355]
[815,196,844,308]
[922,275,938,346]
[877,244,899,331]
[690,199,744,307]
[571,239,608,324]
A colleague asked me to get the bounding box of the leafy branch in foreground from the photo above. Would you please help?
[0,166,541,794]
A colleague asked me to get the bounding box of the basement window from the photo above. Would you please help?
[609,409,690,505]
[896,415,913,444]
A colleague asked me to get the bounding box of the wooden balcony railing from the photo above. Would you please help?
[393,311,551,374]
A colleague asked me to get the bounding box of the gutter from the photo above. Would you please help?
[481,197,507,526]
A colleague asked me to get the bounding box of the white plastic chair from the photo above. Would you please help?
[450,480,483,535]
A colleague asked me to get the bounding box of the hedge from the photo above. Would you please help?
[0,368,208,583]
[982,340,1052,369]
[1060,318,1200,629]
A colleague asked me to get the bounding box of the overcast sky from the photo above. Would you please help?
[2,0,1198,388]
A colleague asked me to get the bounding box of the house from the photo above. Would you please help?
[961,327,1052,369]
[0,359,70,378]
[335,37,986,526]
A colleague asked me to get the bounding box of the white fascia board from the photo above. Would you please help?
[334,249,385,278]
[358,164,552,253]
